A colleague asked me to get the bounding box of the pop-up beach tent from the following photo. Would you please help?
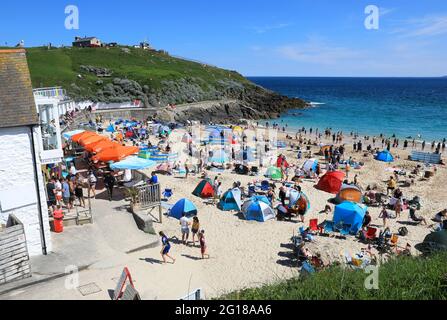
[265,166,282,180]
[242,198,275,222]
[209,149,229,163]
[288,190,311,213]
[169,198,198,220]
[106,124,116,133]
[302,159,318,174]
[375,150,394,163]
[420,230,447,253]
[334,184,363,204]
[333,201,367,234]
[192,179,215,198]
[218,188,242,211]
[316,171,345,194]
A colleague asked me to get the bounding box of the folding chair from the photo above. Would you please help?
[162,189,173,201]
[365,227,378,242]
[309,219,319,233]
[390,234,399,247]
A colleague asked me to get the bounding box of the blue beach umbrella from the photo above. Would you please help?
[169,198,198,220]
[109,157,157,170]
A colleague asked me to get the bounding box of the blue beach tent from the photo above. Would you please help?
[106,124,116,133]
[218,188,243,211]
[375,150,394,163]
[333,201,368,234]
[169,198,198,220]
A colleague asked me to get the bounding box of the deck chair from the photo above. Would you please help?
[365,227,378,242]
[309,219,319,233]
[162,189,173,201]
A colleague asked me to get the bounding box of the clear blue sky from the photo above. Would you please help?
[1,0,446,76]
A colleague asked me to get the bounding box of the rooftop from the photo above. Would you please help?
[0,49,38,128]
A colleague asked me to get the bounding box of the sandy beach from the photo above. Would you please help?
[127,124,447,298]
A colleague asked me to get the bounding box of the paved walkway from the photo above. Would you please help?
[0,186,160,298]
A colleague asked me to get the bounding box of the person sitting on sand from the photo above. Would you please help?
[362,211,372,230]
[387,176,397,196]
[297,242,311,262]
[433,209,447,223]
[319,205,332,215]
[409,206,428,225]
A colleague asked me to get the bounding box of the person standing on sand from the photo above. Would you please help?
[386,176,396,195]
[191,217,201,246]
[379,206,389,227]
[159,231,175,264]
[180,213,191,245]
[198,230,210,259]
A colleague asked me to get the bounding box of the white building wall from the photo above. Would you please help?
[0,126,52,256]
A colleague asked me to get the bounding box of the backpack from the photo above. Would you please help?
[398,227,408,237]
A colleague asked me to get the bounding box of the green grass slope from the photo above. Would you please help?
[221,252,447,300]
[26,46,251,103]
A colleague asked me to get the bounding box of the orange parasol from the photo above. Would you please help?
[80,135,107,147]
[87,140,120,153]
[72,131,96,144]
[91,146,139,163]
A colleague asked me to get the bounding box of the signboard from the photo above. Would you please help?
[122,284,141,300]
[41,157,63,165]
[113,267,135,300]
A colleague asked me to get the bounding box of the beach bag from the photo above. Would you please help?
[398,227,408,237]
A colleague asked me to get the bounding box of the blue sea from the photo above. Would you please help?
[248,77,447,141]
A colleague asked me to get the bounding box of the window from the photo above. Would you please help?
[38,104,60,151]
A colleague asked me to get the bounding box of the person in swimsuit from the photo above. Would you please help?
[198,230,209,259]
[159,231,175,264]
[191,217,200,246]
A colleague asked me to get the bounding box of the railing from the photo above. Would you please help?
[33,87,67,100]
[135,183,161,210]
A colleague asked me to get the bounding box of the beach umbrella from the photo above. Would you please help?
[81,135,107,147]
[288,189,301,206]
[109,157,156,171]
[265,166,282,180]
[92,146,139,162]
[63,130,85,140]
[72,131,96,144]
[90,140,120,154]
[106,124,116,133]
[169,198,198,220]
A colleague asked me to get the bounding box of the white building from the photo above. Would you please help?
[0,49,57,256]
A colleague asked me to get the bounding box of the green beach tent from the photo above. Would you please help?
[192,179,215,198]
[265,166,282,180]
